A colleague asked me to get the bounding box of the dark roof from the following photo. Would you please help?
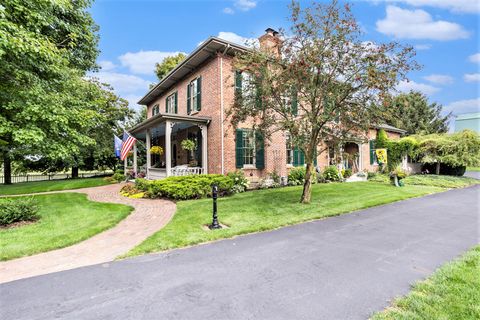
[138,37,249,105]
[376,124,407,134]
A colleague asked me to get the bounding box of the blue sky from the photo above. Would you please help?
[90,0,479,120]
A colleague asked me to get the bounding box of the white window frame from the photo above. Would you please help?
[166,92,176,114]
[189,78,199,113]
[286,133,294,166]
[242,129,256,168]
[152,104,160,116]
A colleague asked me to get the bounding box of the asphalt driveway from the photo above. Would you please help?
[1,185,479,320]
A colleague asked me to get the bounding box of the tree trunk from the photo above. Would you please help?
[71,166,79,179]
[435,162,440,175]
[3,151,12,185]
[300,162,314,204]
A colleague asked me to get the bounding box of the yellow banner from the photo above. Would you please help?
[375,148,388,164]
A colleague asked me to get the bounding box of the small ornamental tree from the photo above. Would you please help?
[229,0,418,203]
[415,130,480,175]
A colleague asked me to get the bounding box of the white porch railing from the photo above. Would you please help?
[147,167,204,179]
[170,167,204,176]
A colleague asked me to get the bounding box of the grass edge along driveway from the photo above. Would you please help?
[125,182,445,258]
[371,245,480,320]
[1,193,133,261]
[0,177,112,196]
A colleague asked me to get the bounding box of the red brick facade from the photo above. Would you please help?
[141,32,403,180]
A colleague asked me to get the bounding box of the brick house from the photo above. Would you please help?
[129,29,405,180]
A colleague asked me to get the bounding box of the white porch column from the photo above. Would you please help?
[146,129,151,179]
[165,121,172,177]
[199,124,208,174]
[133,142,138,174]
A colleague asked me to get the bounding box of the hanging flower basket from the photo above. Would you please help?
[150,146,164,155]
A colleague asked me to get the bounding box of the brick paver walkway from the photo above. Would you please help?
[0,183,176,284]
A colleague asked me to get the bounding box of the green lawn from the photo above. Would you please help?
[467,166,480,172]
[0,193,132,261]
[372,246,480,320]
[0,177,112,196]
[125,182,443,257]
[369,174,480,188]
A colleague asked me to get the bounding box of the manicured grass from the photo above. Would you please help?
[372,246,480,320]
[369,174,479,188]
[467,166,480,172]
[125,182,443,257]
[0,193,132,260]
[0,177,112,196]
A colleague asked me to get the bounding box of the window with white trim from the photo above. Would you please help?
[242,129,256,166]
[166,92,176,113]
[286,134,293,165]
[152,104,160,116]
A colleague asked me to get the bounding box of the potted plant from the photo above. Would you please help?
[389,165,406,187]
[181,139,198,166]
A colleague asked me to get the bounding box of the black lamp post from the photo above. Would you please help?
[209,184,221,229]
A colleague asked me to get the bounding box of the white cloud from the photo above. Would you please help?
[423,74,453,85]
[444,98,480,115]
[396,80,440,95]
[234,0,257,11]
[469,53,480,64]
[122,94,144,112]
[91,72,150,94]
[223,7,234,14]
[118,50,184,75]
[376,6,469,41]
[387,0,480,14]
[464,73,480,82]
[98,60,116,71]
[414,44,431,50]
[216,31,257,46]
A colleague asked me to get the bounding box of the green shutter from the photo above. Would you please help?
[299,150,305,165]
[255,77,262,109]
[369,140,376,165]
[196,76,202,111]
[187,83,191,114]
[255,131,265,169]
[235,129,244,168]
[291,88,298,116]
[174,92,178,114]
[235,70,242,94]
[165,96,168,113]
[293,147,299,166]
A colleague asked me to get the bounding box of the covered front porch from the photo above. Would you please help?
[327,140,365,173]
[129,113,211,179]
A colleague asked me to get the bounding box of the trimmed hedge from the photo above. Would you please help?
[136,174,234,200]
[0,197,39,226]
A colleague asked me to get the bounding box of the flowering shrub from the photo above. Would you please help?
[323,166,340,181]
[227,170,249,193]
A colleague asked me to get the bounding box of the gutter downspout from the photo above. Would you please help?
[220,45,229,175]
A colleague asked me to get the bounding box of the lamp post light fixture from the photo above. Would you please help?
[209,184,222,230]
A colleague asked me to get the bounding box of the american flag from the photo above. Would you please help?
[120,131,137,161]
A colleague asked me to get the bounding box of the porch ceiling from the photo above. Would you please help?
[129,113,211,139]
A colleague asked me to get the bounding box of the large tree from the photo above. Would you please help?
[382,91,450,135]
[230,0,418,203]
[155,53,186,81]
[0,0,127,184]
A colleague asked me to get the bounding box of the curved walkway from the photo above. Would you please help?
[0,183,176,284]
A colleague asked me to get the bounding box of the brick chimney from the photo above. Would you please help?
[258,28,281,56]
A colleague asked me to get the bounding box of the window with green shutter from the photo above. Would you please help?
[235,70,242,96]
[152,104,160,116]
[165,92,177,114]
[369,139,376,165]
[187,77,201,114]
[235,128,265,169]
